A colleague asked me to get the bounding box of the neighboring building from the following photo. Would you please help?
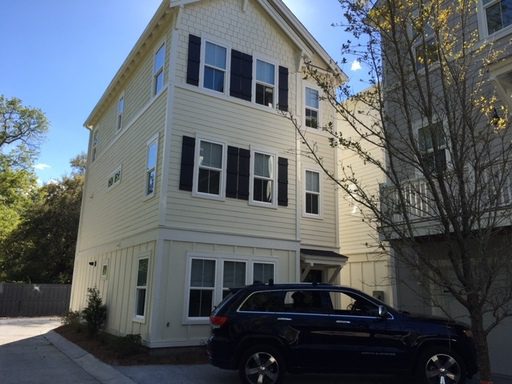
[378,0,512,376]
[70,0,347,348]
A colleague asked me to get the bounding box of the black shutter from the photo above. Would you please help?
[278,66,289,112]
[238,148,250,200]
[186,35,201,86]
[230,50,253,102]
[179,136,195,191]
[278,157,288,206]
[226,146,239,198]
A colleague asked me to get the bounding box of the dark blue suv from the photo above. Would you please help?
[207,283,477,384]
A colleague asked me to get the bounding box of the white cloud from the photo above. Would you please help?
[351,60,362,71]
[34,163,51,171]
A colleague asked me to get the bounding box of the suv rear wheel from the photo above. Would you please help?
[417,347,466,384]
[239,345,285,384]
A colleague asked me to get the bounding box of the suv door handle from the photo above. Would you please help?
[277,317,292,321]
[336,320,351,324]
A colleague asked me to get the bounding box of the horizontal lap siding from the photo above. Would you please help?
[168,88,296,240]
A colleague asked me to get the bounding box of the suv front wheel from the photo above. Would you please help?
[239,345,285,384]
[417,347,466,384]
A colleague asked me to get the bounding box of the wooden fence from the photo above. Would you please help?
[0,283,71,317]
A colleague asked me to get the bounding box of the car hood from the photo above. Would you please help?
[399,311,468,328]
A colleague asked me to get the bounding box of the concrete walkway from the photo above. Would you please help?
[1,317,512,384]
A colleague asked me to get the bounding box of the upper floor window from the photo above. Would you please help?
[483,0,512,35]
[117,95,124,131]
[305,170,320,215]
[195,139,225,198]
[251,151,276,205]
[91,129,99,162]
[418,121,447,173]
[145,135,158,197]
[153,43,165,95]
[305,87,319,129]
[255,59,275,108]
[203,41,227,93]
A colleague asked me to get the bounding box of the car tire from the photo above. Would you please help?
[238,345,285,384]
[417,347,466,384]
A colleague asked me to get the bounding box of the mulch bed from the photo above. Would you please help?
[54,325,208,366]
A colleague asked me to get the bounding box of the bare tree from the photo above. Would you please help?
[291,0,512,381]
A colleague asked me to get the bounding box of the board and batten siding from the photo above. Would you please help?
[167,87,297,240]
[70,241,155,339]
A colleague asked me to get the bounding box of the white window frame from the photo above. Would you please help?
[200,38,230,95]
[249,148,278,208]
[478,0,512,39]
[134,255,150,322]
[144,134,159,198]
[304,86,320,129]
[107,165,122,191]
[116,94,125,131]
[415,119,450,176]
[184,253,277,324]
[303,168,322,218]
[192,137,227,200]
[153,41,166,96]
[253,56,277,108]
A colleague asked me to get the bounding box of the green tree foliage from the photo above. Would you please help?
[0,154,85,283]
[82,288,107,337]
[0,95,48,167]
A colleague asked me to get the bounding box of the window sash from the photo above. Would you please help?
[146,139,158,196]
[252,152,275,204]
[153,44,165,95]
[484,0,512,34]
[135,258,149,318]
[195,139,225,197]
[256,59,275,85]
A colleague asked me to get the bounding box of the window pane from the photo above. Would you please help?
[486,1,512,34]
[146,170,155,195]
[256,60,275,84]
[306,171,319,192]
[254,153,272,178]
[254,179,273,202]
[305,109,318,128]
[204,67,225,92]
[306,193,319,214]
[188,289,213,317]
[118,97,124,113]
[200,141,222,168]
[256,84,274,107]
[191,259,215,287]
[137,259,148,286]
[305,88,319,109]
[198,169,220,194]
[240,291,284,312]
[253,263,274,284]
[154,71,164,94]
[136,288,146,316]
[147,141,158,169]
[223,261,246,288]
[205,42,226,69]
[154,44,165,72]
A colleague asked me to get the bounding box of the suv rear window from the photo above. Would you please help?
[239,291,285,312]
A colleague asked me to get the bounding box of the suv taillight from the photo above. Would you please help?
[210,315,229,328]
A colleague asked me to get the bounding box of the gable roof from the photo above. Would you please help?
[85,0,347,128]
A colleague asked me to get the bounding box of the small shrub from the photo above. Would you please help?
[61,310,82,332]
[82,288,107,337]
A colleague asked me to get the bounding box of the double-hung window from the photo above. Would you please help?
[222,261,246,299]
[305,170,320,215]
[305,87,319,129]
[188,259,216,318]
[203,41,227,92]
[483,0,512,35]
[117,96,124,131]
[194,139,225,198]
[135,257,149,318]
[145,136,158,197]
[255,59,275,107]
[153,43,165,95]
[253,262,274,284]
[418,121,447,173]
[92,129,99,162]
[252,151,276,205]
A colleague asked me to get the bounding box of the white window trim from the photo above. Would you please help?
[414,119,451,177]
[152,41,166,97]
[133,253,150,323]
[303,167,323,219]
[183,252,277,324]
[144,134,159,199]
[107,165,122,191]
[199,37,231,96]
[304,85,320,129]
[477,0,512,39]
[252,55,278,109]
[192,136,227,201]
[116,93,125,132]
[249,147,278,208]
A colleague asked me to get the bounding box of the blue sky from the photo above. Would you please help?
[0,0,361,184]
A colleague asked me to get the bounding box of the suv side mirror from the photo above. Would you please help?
[378,305,388,318]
